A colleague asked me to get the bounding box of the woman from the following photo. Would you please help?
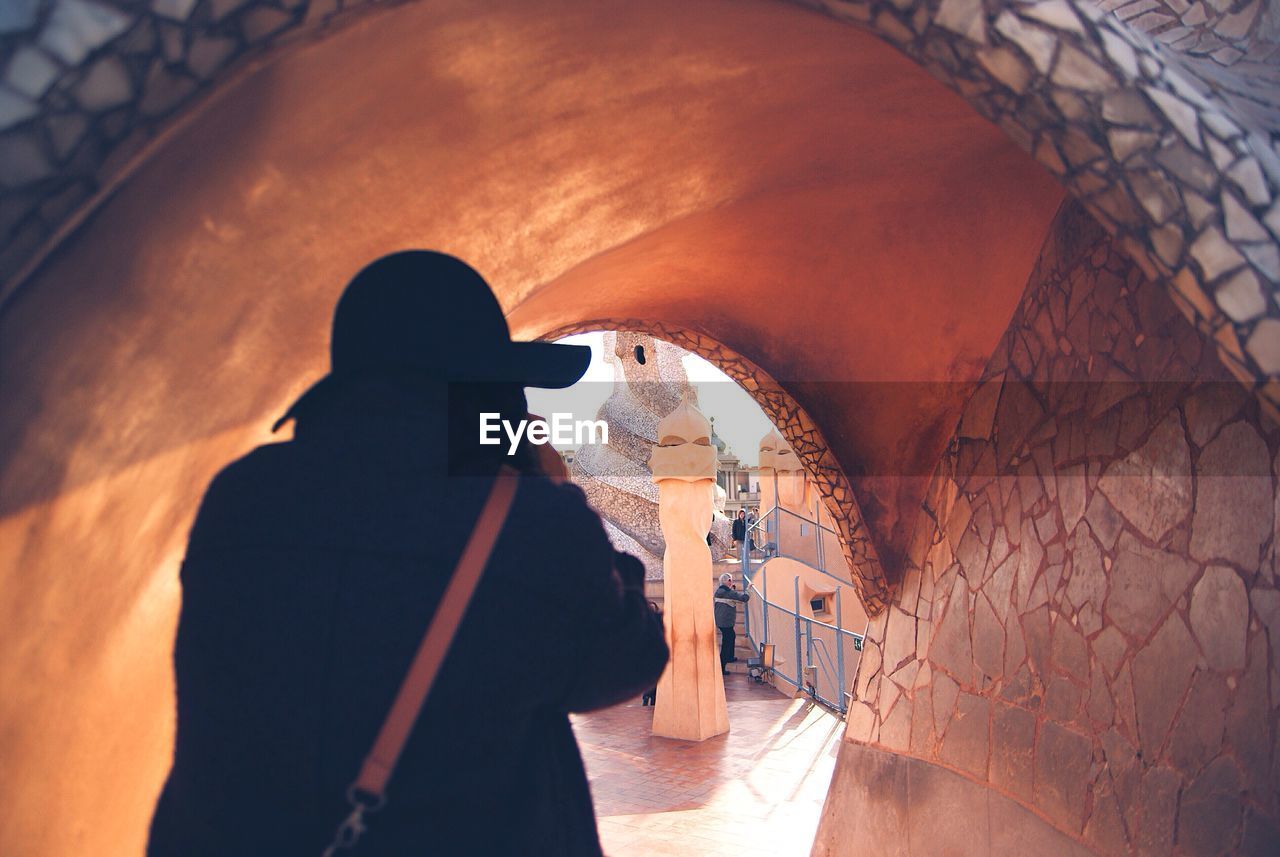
[148,252,669,857]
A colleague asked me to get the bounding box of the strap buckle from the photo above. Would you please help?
[320,787,384,856]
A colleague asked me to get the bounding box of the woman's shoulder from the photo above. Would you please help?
[515,474,591,510]
[511,477,604,537]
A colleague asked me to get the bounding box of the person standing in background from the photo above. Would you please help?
[713,572,749,675]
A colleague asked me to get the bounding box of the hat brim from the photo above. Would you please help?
[503,340,591,390]
[272,341,590,432]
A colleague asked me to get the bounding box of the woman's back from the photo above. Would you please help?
[148,415,667,856]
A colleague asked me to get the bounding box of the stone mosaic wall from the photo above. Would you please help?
[814,198,1280,855]
[0,0,412,290]
[804,0,1280,421]
[0,0,302,286]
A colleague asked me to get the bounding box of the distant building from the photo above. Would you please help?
[711,417,759,518]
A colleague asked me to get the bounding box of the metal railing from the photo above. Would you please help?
[737,499,865,714]
[746,504,850,589]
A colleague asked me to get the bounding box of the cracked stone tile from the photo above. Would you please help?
[1246,317,1280,375]
[1101,28,1140,77]
[1211,46,1244,65]
[1191,419,1273,569]
[1116,0,1161,22]
[39,0,133,65]
[1132,613,1198,760]
[1190,225,1248,279]
[138,63,195,117]
[1097,411,1192,544]
[46,112,87,160]
[1053,44,1117,92]
[1130,10,1177,31]
[1167,670,1228,773]
[1129,170,1182,222]
[75,55,133,111]
[1156,25,1194,46]
[938,691,990,777]
[1265,200,1280,240]
[1214,267,1267,322]
[1181,2,1208,26]
[209,0,254,22]
[0,0,40,34]
[1155,143,1217,195]
[6,48,61,100]
[1178,756,1244,853]
[1221,189,1270,242]
[1243,243,1280,283]
[1215,0,1260,40]
[0,88,38,131]
[876,11,915,44]
[151,0,200,21]
[1205,133,1235,170]
[1149,222,1184,266]
[1188,566,1248,671]
[1102,90,1157,125]
[241,7,294,41]
[0,132,53,186]
[1184,190,1216,228]
[978,47,1032,93]
[1106,533,1199,639]
[1022,0,1084,34]
[1034,720,1093,829]
[187,37,237,80]
[1227,157,1270,206]
[1144,86,1204,149]
[996,11,1056,73]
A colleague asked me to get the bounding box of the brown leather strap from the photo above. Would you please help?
[352,466,519,799]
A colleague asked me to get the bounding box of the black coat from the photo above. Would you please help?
[714,584,749,629]
[147,396,668,857]
[732,517,747,541]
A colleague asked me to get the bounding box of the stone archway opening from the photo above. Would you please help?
[536,320,887,616]
[534,324,871,848]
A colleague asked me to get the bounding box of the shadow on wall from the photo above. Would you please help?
[817,200,1280,856]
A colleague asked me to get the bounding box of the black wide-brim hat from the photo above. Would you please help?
[274,251,590,430]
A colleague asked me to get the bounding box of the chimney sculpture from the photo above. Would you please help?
[649,393,729,741]
[759,427,808,509]
[758,427,844,572]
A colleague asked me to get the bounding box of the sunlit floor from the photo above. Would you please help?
[572,675,844,857]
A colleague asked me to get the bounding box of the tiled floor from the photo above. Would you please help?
[572,675,845,857]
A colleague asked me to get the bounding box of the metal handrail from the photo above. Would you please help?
[752,504,841,538]
[808,635,841,708]
[745,506,853,591]
[811,634,838,676]
[740,572,864,715]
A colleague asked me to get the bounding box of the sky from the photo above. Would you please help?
[525,332,777,465]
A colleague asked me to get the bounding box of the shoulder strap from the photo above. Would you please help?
[357,465,519,796]
[325,466,520,855]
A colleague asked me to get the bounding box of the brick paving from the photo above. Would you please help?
[572,675,844,857]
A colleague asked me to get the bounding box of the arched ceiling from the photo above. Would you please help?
[0,2,1277,854]
[2,0,1278,599]
[1,0,1065,606]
